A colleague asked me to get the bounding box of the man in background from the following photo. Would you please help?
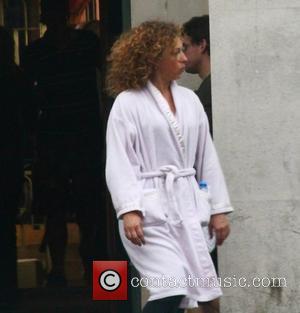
[182,15,213,135]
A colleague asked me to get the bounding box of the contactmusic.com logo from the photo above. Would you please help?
[93,261,128,300]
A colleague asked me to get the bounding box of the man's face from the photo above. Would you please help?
[182,34,202,74]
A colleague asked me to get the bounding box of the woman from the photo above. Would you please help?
[105,21,233,312]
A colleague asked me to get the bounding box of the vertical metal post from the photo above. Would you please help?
[22,0,28,45]
[130,262,142,313]
[95,0,100,20]
[121,0,131,30]
[13,29,20,65]
[98,0,139,311]
[0,0,4,25]
[121,2,139,311]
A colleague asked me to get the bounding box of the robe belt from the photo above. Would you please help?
[139,165,196,224]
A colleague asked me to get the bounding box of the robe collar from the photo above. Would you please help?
[146,80,186,165]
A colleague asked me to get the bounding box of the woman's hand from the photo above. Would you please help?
[209,213,230,246]
[122,211,145,246]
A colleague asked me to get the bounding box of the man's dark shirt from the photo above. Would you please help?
[195,74,219,273]
[195,74,213,136]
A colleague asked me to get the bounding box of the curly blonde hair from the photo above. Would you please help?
[106,21,181,97]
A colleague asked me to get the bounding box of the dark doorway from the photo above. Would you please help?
[0,0,137,312]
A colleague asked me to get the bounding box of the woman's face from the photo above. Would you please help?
[155,37,188,81]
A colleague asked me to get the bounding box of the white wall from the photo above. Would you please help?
[130,0,209,90]
[131,0,208,26]
[209,1,300,312]
[131,1,300,311]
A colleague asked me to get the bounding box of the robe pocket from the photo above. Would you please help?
[195,189,212,226]
[141,189,167,227]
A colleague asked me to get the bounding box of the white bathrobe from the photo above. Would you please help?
[106,80,233,309]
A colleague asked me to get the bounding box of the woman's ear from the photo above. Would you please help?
[148,57,157,65]
[148,58,159,70]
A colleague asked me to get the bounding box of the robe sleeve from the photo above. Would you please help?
[105,97,144,219]
[195,103,234,215]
